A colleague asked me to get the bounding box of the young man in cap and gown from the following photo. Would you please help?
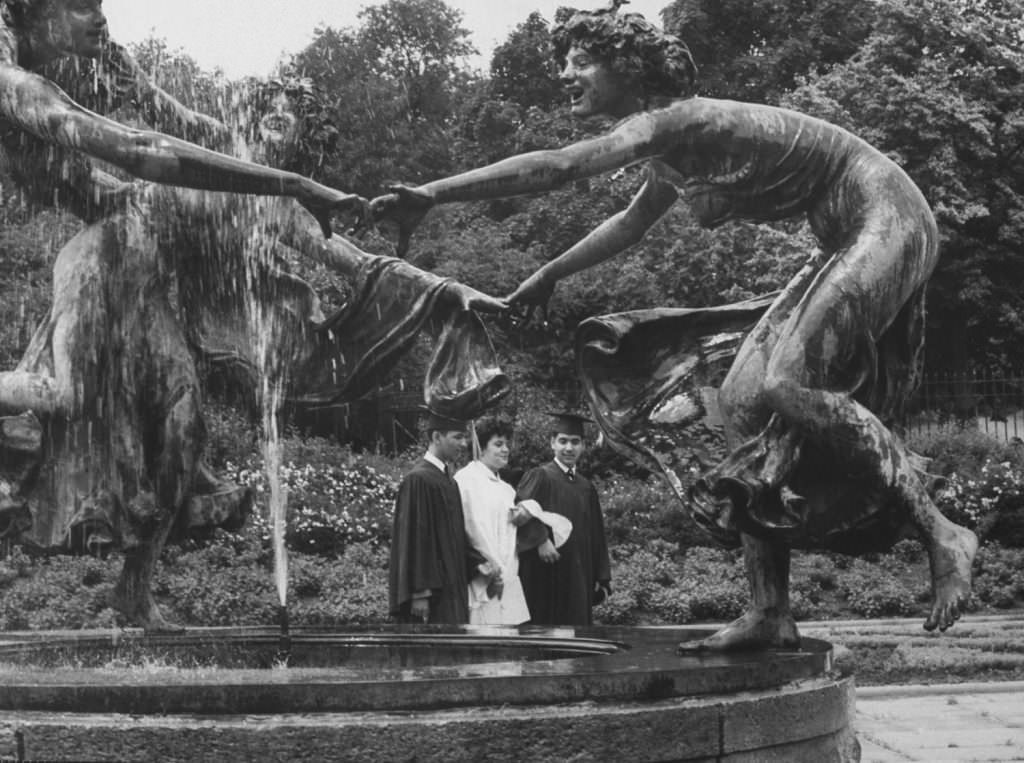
[515,413,611,626]
[389,412,481,624]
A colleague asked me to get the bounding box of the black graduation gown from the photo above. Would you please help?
[389,459,470,624]
[515,462,611,626]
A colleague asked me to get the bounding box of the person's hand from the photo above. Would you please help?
[409,597,430,623]
[537,539,560,564]
[486,577,504,600]
[504,270,556,326]
[370,184,435,257]
[593,581,612,606]
[443,282,506,314]
[300,182,370,239]
[509,503,532,527]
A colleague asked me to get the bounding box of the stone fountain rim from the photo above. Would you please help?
[0,624,833,715]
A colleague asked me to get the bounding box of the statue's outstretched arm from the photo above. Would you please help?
[100,41,231,148]
[371,111,668,255]
[507,169,679,308]
[0,63,359,237]
[424,111,664,203]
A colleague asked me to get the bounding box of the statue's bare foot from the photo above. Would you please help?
[677,608,800,653]
[923,526,978,632]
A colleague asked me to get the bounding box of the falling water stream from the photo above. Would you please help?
[241,195,293,622]
[261,374,288,610]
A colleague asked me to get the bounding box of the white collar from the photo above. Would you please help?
[424,452,447,473]
[554,458,575,474]
[472,460,502,480]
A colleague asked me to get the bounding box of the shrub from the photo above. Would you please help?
[600,475,713,551]
[972,543,1024,608]
[933,459,1024,539]
[839,561,917,618]
[907,428,1024,477]
[222,441,398,556]
[0,553,120,630]
[600,541,685,625]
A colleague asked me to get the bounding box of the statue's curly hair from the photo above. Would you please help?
[1,0,54,29]
[242,73,339,179]
[552,1,697,100]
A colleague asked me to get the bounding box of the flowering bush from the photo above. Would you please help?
[934,459,1024,536]
[223,448,398,557]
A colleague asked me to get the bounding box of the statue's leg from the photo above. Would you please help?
[764,376,977,631]
[678,533,799,652]
[112,500,179,633]
[761,220,976,634]
[681,276,809,652]
[112,297,202,633]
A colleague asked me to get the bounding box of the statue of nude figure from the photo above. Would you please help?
[373,2,977,651]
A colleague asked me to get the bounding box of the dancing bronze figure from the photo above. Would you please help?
[374,3,977,651]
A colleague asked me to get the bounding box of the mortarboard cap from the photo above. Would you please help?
[424,410,469,433]
[546,411,594,437]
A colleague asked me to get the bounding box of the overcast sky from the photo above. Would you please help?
[103,1,671,79]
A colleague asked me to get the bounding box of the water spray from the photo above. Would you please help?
[276,602,291,663]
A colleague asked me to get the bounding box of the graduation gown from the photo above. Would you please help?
[389,459,470,624]
[515,462,611,626]
[454,460,530,625]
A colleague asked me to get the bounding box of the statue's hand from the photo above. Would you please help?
[503,270,555,326]
[445,281,505,313]
[301,185,370,238]
[370,184,434,257]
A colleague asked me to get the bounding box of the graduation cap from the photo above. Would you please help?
[546,411,594,437]
[423,410,469,433]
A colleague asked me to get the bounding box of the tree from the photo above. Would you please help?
[783,0,1024,370]
[489,11,562,110]
[292,0,477,196]
[663,0,875,102]
[358,0,476,121]
[127,36,229,119]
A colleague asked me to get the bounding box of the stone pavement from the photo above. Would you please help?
[856,681,1024,762]
[799,615,1024,761]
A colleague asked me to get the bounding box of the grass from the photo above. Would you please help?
[804,618,1024,685]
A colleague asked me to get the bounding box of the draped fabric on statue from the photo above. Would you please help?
[576,281,925,554]
[294,256,510,417]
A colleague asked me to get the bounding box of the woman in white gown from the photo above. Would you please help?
[455,416,570,625]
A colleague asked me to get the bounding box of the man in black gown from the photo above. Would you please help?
[516,413,611,626]
[389,413,473,624]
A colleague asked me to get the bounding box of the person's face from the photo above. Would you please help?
[258,91,300,149]
[434,430,468,463]
[478,433,510,473]
[44,0,107,59]
[551,432,585,468]
[559,45,634,118]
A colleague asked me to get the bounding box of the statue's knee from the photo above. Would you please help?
[762,374,799,413]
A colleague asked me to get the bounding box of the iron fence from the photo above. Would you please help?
[905,370,1024,442]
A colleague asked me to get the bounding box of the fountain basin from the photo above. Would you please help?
[0,625,859,761]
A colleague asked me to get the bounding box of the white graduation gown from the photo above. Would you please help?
[454,460,530,625]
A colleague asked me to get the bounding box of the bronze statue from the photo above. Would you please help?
[0,3,505,630]
[374,3,977,651]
